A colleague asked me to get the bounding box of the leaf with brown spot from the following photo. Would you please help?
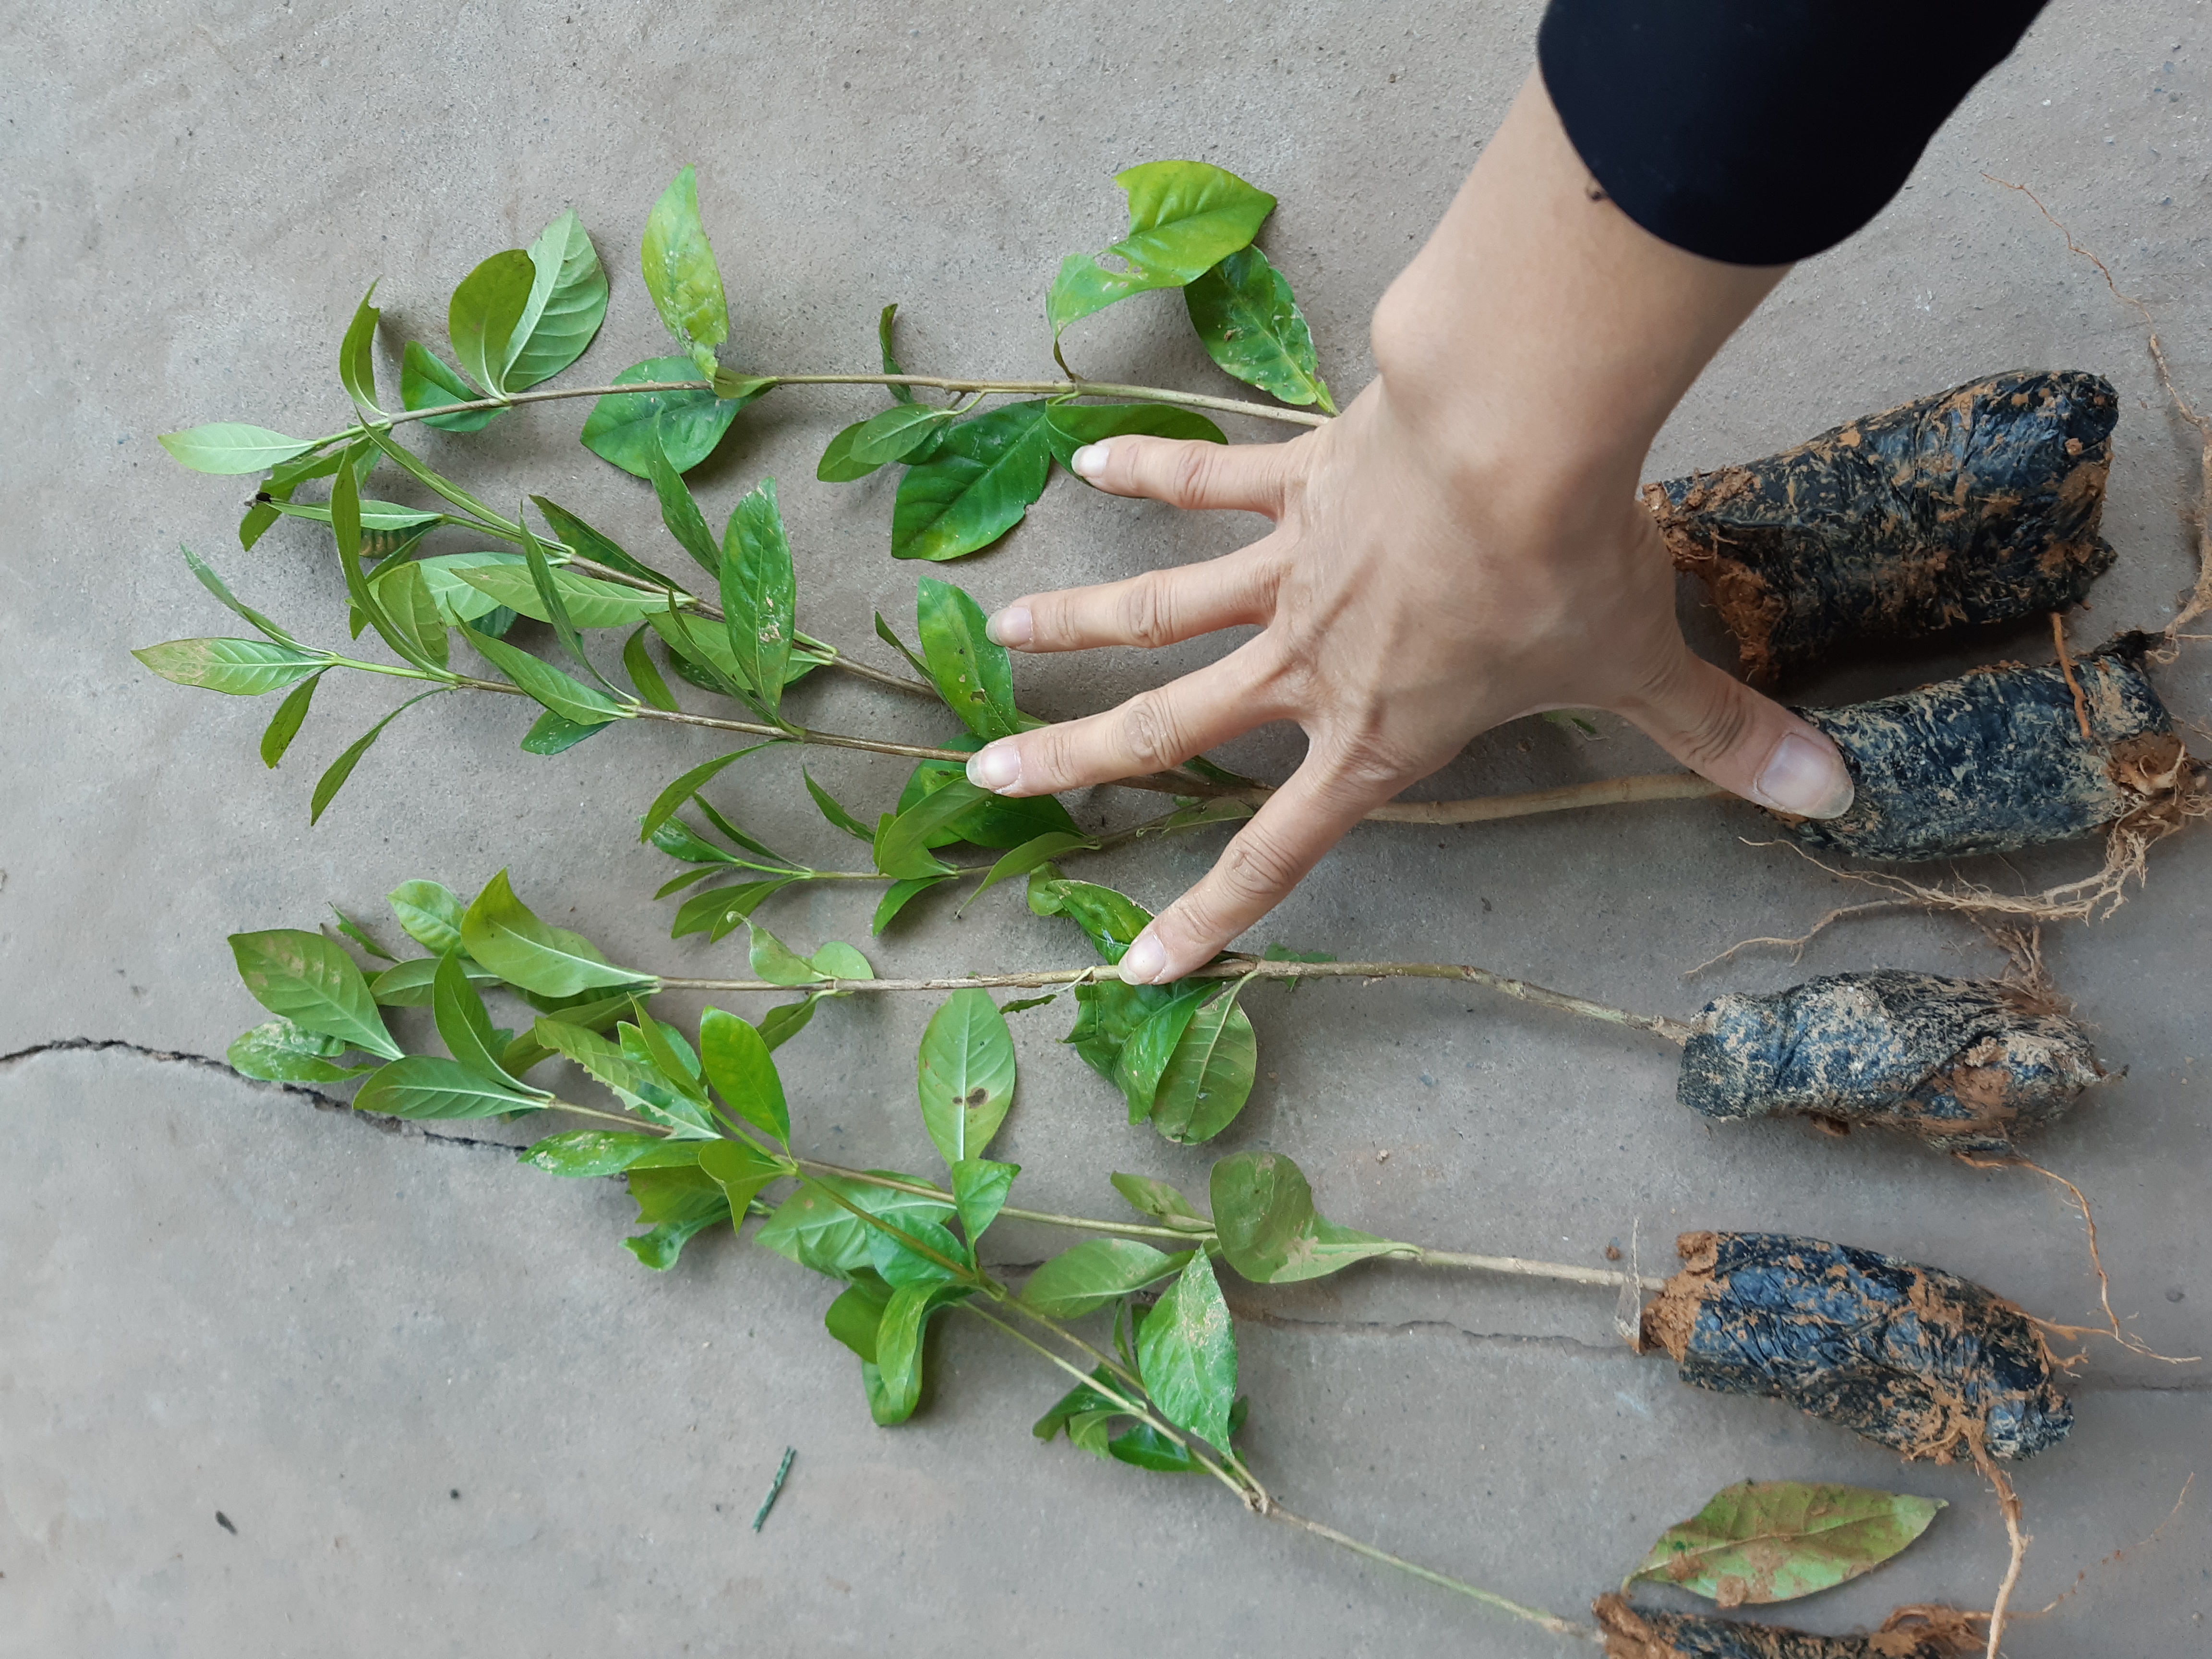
[1627,1480,1944,1607]
[915,988,1017,1168]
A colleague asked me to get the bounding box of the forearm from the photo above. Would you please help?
[1370,71,1785,496]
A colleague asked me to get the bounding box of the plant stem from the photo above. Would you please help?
[1405,1248,1665,1293]
[660,957,1694,1046]
[312,371,1327,450]
[1262,1505,1601,1644]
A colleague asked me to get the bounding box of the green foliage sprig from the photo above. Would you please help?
[220,878,1960,1647]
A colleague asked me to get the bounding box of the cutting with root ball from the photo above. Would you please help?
[1648,369,2117,685]
[1593,1596,1977,1659]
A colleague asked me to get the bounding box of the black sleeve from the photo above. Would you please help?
[1537,0,2050,266]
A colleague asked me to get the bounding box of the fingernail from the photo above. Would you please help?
[965,742,1022,793]
[986,604,1034,648]
[1755,733,1856,819]
[1118,929,1167,986]
[1070,441,1111,480]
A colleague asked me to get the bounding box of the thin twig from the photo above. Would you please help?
[1262,1505,1601,1643]
[657,956,1692,1043]
[312,370,1329,446]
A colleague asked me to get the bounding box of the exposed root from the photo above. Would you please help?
[2051,613,2093,744]
[1685,811,2201,973]
[1985,176,2212,636]
[1973,923,2063,1013]
[1971,1440,2028,1659]
[2018,1473,2193,1621]
[1954,1154,2202,1366]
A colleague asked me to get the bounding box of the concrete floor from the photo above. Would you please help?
[4,2,2208,1653]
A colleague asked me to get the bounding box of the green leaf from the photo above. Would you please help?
[867,1212,972,1289]
[869,1282,963,1426]
[628,1164,731,1228]
[229,928,403,1060]
[896,746,1081,852]
[387,880,467,954]
[517,514,617,694]
[1063,978,1180,1081]
[638,744,778,843]
[646,433,722,574]
[640,166,730,368]
[1136,1250,1238,1451]
[915,989,1017,1167]
[401,340,501,432]
[1021,1238,1190,1319]
[579,356,745,479]
[532,496,684,590]
[847,404,954,466]
[1182,245,1334,411]
[448,248,537,398]
[1109,1172,1214,1233]
[891,401,1056,562]
[801,769,873,841]
[453,563,672,630]
[327,907,396,962]
[966,832,1098,909]
[755,1175,952,1281]
[1033,1366,1126,1445]
[518,1130,687,1178]
[367,956,498,1007]
[371,565,452,671]
[180,543,296,645]
[874,612,934,679]
[816,419,891,483]
[354,1054,543,1120]
[226,1018,379,1084]
[810,941,873,981]
[757,994,822,1052]
[875,779,992,878]
[328,458,450,677]
[747,923,820,987]
[1150,986,1258,1144]
[622,626,679,711]
[531,1016,660,1105]
[950,1158,1018,1244]
[878,302,916,403]
[133,637,327,697]
[402,553,524,624]
[721,478,798,720]
[459,622,630,727]
[625,1210,727,1271]
[698,1007,790,1143]
[519,709,607,755]
[1627,1482,1946,1608]
[460,869,651,998]
[1047,161,1276,337]
[433,951,541,1095]
[500,994,630,1074]
[1209,1151,1405,1284]
[310,692,446,825]
[1028,878,1154,964]
[825,1275,893,1362]
[671,879,795,943]
[873,876,956,935]
[697,1137,787,1225]
[338,282,383,413]
[506,207,609,390]
[159,423,316,475]
[1113,986,1209,1125]
[914,576,1020,740]
[1041,401,1227,470]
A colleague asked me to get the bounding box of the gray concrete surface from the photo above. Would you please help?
[4,2,2209,1653]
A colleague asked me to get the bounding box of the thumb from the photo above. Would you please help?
[1622,646,1856,820]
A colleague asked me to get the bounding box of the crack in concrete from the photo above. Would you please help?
[8,1038,2207,1391]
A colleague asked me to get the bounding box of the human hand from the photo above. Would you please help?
[962,73,1855,987]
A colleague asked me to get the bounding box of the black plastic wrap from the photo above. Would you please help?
[1639,1232,2071,1463]
[1595,1595,1974,1659]
[1777,634,2188,862]
[1647,370,2116,684]
[1677,970,2100,1154]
